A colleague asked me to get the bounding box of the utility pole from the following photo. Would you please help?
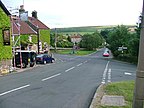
[54,28,57,52]
[133,0,144,107]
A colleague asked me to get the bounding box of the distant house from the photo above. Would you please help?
[70,34,82,44]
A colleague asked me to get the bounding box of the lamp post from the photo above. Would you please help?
[133,0,144,107]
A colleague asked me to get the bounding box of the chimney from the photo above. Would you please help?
[32,10,37,19]
[19,5,25,15]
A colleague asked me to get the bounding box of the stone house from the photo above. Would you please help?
[70,34,82,44]
[0,0,12,74]
[12,5,50,54]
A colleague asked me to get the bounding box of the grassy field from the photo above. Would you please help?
[50,25,135,35]
[59,32,94,35]
[56,49,96,55]
[99,81,135,108]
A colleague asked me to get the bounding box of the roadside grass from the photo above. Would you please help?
[56,49,96,55]
[99,81,135,108]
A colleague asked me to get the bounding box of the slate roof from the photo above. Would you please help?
[71,34,82,38]
[28,17,50,29]
[12,17,37,35]
[0,0,11,15]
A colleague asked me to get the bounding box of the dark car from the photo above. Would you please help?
[13,50,37,68]
[36,54,55,64]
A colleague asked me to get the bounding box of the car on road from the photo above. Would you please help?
[103,52,109,57]
[103,49,110,57]
[36,54,55,64]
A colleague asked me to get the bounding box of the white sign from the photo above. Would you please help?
[118,46,127,51]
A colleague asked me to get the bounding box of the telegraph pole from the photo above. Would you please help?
[133,0,144,107]
[54,28,57,52]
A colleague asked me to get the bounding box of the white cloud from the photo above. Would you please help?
[1,0,143,28]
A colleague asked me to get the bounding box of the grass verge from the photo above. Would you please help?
[55,49,96,55]
[99,81,134,108]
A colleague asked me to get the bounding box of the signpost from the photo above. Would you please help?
[118,46,127,56]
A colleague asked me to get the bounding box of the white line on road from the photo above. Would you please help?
[83,61,87,63]
[101,61,110,84]
[42,73,61,81]
[124,72,132,75]
[108,68,111,83]
[77,63,83,67]
[65,67,75,72]
[0,84,30,97]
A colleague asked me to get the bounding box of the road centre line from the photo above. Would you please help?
[42,73,61,81]
[108,68,111,83]
[0,84,30,97]
[65,67,75,72]
[101,61,110,84]
[77,63,83,67]
[83,61,87,63]
[124,72,132,75]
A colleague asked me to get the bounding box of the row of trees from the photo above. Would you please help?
[101,25,140,63]
[50,31,104,50]
[50,34,73,48]
[50,24,140,63]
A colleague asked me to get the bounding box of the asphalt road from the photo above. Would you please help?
[0,48,137,108]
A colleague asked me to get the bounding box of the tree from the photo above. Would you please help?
[80,31,103,50]
[100,29,110,43]
[107,25,131,57]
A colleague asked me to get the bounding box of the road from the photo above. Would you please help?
[0,48,136,108]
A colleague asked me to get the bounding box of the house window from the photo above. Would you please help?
[2,29,10,45]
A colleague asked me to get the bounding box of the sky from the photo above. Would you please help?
[1,0,143,28]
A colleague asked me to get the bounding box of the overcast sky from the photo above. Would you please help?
[1,0,143,28]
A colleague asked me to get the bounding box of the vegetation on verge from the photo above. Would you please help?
[99,81,134,108]
[54,49,96,55]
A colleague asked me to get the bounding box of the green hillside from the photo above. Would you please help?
[50,25,135,35]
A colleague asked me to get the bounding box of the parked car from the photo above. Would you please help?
[13,50,37,68]
[36,54,55,64]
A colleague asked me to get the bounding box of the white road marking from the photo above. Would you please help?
[0,84,30,97]
[124,72,132,75]
[42,73,61,81]
[101,61,110,84]
[77,63,83,67]
[83,61,87,63]
[108,68,111,83]
[65,67,75,72]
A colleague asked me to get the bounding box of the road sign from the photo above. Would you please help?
[118,46,127,51]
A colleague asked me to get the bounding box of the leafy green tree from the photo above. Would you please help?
[50,33,73,48]
[107,25,131,57]
[50,33,55,47]
[67,36,71,42]
[80,31,103,50]
[100,29,110,43]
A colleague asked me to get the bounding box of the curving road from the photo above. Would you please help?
[0,48,136,108]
